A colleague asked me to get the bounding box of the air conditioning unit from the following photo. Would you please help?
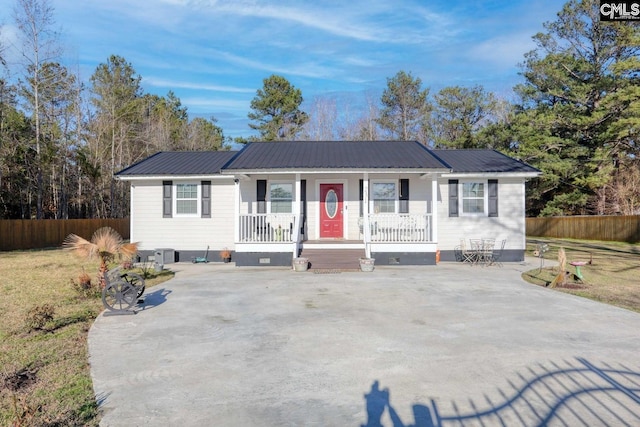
[154,248,175,264]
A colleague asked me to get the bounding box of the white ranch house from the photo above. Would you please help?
[116,141,540,266]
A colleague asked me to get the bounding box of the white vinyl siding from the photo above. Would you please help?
[130,180,235,251]
[438,177,527,252]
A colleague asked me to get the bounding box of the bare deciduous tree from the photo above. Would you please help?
[339,92,381,141]
[13,0,61,218]
[301,95,338,141]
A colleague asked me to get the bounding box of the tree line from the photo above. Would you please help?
[1,0,639,219]
[0,0,227,220]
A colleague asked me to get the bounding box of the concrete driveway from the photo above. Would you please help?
[89,260,640,426]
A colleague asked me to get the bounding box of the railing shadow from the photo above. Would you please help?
[363,358,640,427]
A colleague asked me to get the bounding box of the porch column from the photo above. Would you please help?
[234,178,240,242]
[431,176,438,243]
[363,173,371,257]
[294,174,301,250]
[294,174,301,218]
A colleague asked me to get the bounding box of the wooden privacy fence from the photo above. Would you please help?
[0,219,130,251]
[527,215,640,243]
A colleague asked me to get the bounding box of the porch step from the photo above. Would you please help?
[300,249,364,272]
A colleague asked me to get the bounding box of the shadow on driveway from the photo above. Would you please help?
[363,358,640,426]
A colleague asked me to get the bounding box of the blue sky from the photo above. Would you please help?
[2,0,568,139]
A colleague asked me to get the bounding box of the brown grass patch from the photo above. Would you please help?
[0,248,174,426]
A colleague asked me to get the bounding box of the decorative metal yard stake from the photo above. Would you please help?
[533,243,549,274]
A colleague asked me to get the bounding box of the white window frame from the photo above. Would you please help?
[174,182,200,217]
[370,180,398,214]
[268,181,294,214]
[460,180,488,216]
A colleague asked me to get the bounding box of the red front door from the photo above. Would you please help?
[320,184,343,238]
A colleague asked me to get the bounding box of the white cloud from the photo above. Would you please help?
[0,23,21,68]
[195,1,384,42]
[180,97,249,111]
[182,0,452,45]
[467,33,537,68]
[144,77,255,93]
[12,0,567,137]
[208,49,340,79]
[158,0,190,5]
[342,56,380,68]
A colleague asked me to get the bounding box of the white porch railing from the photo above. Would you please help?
[238,214,297,243]
[361,214,432,243]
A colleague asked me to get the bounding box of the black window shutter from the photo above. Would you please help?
[399,179,409,213]
[163,181,172,218]
[488,179,498,217]
[201,181,211,218]
[257,180,267,214]
[300,180,307,234]
[448,179,458,217]
[359,179,364,216]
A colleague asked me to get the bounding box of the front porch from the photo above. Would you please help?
[228,164,442,267]
[233,212,438,267]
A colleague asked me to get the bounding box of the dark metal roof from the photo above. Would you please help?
[223,141,449,170]
[115,145,540,177]
[430,149,540,174]
[116,151,238,176]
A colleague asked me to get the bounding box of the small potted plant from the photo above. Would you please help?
[121,257,134,269]
[220,248,232,263]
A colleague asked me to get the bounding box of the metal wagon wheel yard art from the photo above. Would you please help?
[101,269,146,315]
